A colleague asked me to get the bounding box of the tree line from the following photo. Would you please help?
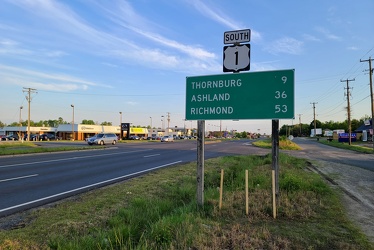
[280,116,370,137]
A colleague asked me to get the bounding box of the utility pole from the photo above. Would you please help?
[360,57,374,151]
[298,114,302,136]
[341,78,355,145]
[310,102,318,138]
[22,88,37,141]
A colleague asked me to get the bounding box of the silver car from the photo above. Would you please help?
[87,133,117,145]
[161,135,174,142]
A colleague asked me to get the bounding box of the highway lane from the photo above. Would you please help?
[0,139,256,217]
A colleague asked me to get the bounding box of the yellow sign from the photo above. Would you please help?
[130,128,146,133]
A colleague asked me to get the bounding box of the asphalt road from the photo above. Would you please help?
[2,138,372,218]
[0,139,257,217]
[284,137,374,172]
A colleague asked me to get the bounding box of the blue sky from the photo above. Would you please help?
[1,0,373,134]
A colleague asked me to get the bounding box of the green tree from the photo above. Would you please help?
[309,120,322,130]
[351,119,361,132]
[0,121,5,128]
[280,125,287,136]
[58,117,67,124]
[236,131,247,138]
[101,121,112,126]
[82,119,95,125]
[9,122,19,126]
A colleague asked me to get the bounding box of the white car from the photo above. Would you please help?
[161,135,174,142]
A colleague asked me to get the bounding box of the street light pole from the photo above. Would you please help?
[161,115,164,132]
[149,117,152,135]
[119,112,122,140]
[19,106,23,140]
[71,104,75,141]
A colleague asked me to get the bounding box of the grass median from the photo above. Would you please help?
[0,141,96,155]
[318,138,374,154]
[0,153,372,249]
[252,136,302,150]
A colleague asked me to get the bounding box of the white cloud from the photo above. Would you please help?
[302,34,321,42]
[43,50,68,58]
[266,37,304,55]
[346,46,359,51]
[7,0,220,74]
[187,0,261,41]
[0,64,111,91]
[315,27,341,41]
[0,39,33,55]
[124,26,216,60]
[127,101,138,106]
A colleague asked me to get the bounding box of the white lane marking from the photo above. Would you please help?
[0,174,38,183]
[0,160,182,213]
[0,149,153,169]
[143,154,160,158]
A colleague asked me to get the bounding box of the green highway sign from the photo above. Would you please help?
[185,69,294,120]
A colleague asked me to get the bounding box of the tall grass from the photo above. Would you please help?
[252,136,302,150]
[0,154,371,249]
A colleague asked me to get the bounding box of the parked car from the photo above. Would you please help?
[85,135,97,142]
[24,134,38,141]
[129,135,140,140]
[2,134,19,141]
[87,133,117,145]
[39,134,58,141]
[161,135,174,142]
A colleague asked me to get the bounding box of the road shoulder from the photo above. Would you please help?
[308,159,374,242]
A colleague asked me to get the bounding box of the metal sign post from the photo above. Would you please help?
[272,120,280,197]
[197,120,205,206]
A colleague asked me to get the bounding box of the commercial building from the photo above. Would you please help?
[0,124,193,141]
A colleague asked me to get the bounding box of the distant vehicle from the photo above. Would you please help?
[85,135,97,142]
[2,134,19,141]
[161,135,174,142]
[87,133,117,145]
[39,134,58,141]
[24,134,38,141]
[129,135,140,140]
